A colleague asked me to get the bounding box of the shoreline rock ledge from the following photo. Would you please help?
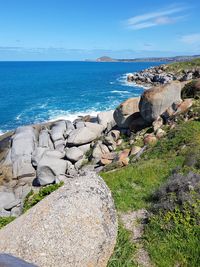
[0,171,118,267]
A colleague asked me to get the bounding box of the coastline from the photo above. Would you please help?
[0,67,152,137]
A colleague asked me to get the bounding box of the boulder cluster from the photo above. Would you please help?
[127,64,200,87]
[0,110,117,217]
[0,79,196,219]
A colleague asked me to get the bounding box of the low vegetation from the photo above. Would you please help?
[103,120,200,266]
[166,58,200,73]
[23,181,64,212]
[0,216,15,230]
[0,182,64,230]
[107,224,136,267]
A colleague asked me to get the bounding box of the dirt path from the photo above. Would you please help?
[120,209,153,267]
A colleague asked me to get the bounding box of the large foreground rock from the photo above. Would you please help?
[0,172,118,267]
[114,97,140,128]
[139,81,182,122]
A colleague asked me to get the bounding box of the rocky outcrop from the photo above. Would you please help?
[0,172,118,267]
[113,97,140,128]
[127,64,200,87]
[139,81,182,122]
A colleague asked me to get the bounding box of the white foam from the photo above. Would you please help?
[47,109,102,123]
[111,90,130,94]
[117,73,151,89]
[0,129,7,136]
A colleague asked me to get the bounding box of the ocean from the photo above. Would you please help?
[0,61,162,134]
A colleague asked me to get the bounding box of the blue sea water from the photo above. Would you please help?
[0,61,162,134]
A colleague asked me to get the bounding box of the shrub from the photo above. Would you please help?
[0,217,15,229]
[23,182,64,212]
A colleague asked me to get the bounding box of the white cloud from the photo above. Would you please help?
[125,5,187,30]
[180,33,200,44]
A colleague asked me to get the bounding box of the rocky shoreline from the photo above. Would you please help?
[0,65,200,266]
[127,63,200,87]
[0,78,198,217]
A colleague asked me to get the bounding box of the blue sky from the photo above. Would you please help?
[0,0,199,60]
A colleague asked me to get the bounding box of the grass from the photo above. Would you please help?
[0,216,15,229]
[23,181,64,212]
[102,120,200,266]
[0,182,64,230]
[102,157,183,211]
[166,58,200,73]
[107,224,137,267]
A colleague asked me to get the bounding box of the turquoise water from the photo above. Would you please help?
[0,61,162,133]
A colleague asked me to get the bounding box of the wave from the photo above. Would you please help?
[47,109,105,123]
[117,73,150,89]
[0,129,8,137]
[111,90,130,94]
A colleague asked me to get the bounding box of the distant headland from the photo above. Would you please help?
[85,55,200,63]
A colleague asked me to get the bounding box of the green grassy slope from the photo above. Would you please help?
[166,58,200,73]
[104,120,200,267]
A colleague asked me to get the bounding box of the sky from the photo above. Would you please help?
[0,0,200,60]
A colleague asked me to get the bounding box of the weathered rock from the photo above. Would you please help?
[11,126,37,162]
[144,134,158,146]
[75,121,85,129]
[155,128,166,139]
[37,152,67,185]
[139,81,182,122]
[77,143,91,153]
[0,165,13,184]
[101,153,117,165]
[31,147,47,167]
[50,121,67,142]
[11,206,22,217]
[14,184,32,201]
[97,111,115,130]
[129,112,148,132]
[4,199,21,211]
[74,157,87,170]
[117,149,130,166]
[114,97,140,128]
[174,98,193,115]
[66,120,75,130]
[107,130,120,142]
[66,147,84,163]
[92,142,110,161]
[66,160,78,176]
[45,150,65,159]
[130,146,142,156]
[0,172,117,267]
[183,79,200,99]
[0,209,11,217]
[67,127,98,146]
[54,139,66,152]
[181,72,193,81]
[152,117,163,132]
[39,129,54,149]
[85,122,104,137]
[0,192,16,209]
[12,155,35,179]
